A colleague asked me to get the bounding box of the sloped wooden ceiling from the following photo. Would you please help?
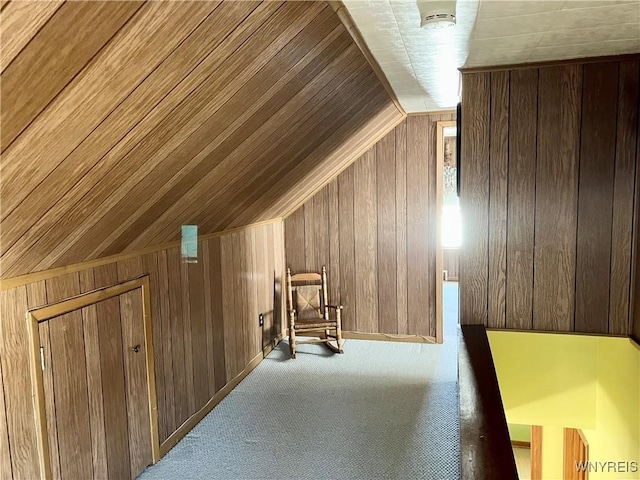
[0,0,403,279]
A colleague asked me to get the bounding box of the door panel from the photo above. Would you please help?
[48,311,93,480]
[38,287,153,479]
[96,296,131,480]
[119,290,153,478]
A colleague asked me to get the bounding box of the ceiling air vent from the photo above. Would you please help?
[418,0,456,29]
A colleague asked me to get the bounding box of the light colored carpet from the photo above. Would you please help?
[139,283,461,480]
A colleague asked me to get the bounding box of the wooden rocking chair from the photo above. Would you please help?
[286,266,344,359]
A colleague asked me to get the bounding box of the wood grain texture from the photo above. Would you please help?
[610,61,639,335]
[79,271,109,480]
[506,69,537,331]
[395,122,408,335]
[0,221,285,477]
[0,1,401,278]
[460,73,491,326]
[462,57,637,336]
[284,114,452,339]
[575,62,619,333]
[487,71,509,329]
[0,1,143,150]
[0,359,11,479]
[338,166,356,331]
[533,65,582,332]
[354,148,378,333]
[119,289,153,477]
[377,130,396,334]
[0,0,63,73]
[407,115,432,336]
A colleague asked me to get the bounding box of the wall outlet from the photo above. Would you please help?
[259,313,264,327]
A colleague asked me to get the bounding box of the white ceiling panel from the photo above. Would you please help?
[343,0,640,112]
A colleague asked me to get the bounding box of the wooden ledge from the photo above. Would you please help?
[459,325,517,480]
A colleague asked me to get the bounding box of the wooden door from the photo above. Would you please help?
[38,288,153,479]
[564,428,589,480]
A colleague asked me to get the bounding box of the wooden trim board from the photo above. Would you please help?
[460,53,640,73]
[1,218,283,291]
[26,276,159,480]
[327,1,405,116]
[298,330,436,344]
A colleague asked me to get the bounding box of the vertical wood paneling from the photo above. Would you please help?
[221,235,238,379]
[506,69,537,330]
[0,360,11,479]
[407,115,432,335]
[94,264,130,480]
[313,186,330,274]
[27,282,62,480]
[156,249,175,438]
[575,63,619,333]
[208,237,227,392]
[610,61,639,335]
[285,208,306,273]
[179,261,195,415]
[0,221,285,478]
[338,166,356,331]
[46,273,93,480]
[284,115,447,338]
[201,241,217,399]
[487,71,509,329]
[460,73,491,326]
[533,65,581,332]
[328,179,341,305]
[395,122,408,335]
[78,270,109,480]
[354,148,378,333]
[376,130,397,334]
[166,247,188,426]
[141,252,166,440]
[119,288,153,477]
[0,286,38,479]
[189,253,209,409]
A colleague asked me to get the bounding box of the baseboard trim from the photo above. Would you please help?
[159,337,281,457]
[298,330,436,344]
[343,331,436,343]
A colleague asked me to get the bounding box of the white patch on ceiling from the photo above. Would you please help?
[343,0,640,113]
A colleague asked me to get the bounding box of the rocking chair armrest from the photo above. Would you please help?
[326,304,343,310]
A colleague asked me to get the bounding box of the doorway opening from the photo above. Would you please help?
[437,120,460,341]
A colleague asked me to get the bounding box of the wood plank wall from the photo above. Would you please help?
[0,221,285,479]
[443,249,459,281]
[460,58,640,335]
[0,1,402,278]
[284,113,454,337]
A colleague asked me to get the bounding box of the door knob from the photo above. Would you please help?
[132,344,141,353]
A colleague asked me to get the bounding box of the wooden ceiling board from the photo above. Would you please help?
[205,67,387,232]
[94,8,344,259]
[128,41,365,249]
[0,1,217,218]
[44,1,321,269]
[0,0,63,73]
[0,1,270,274]
[0,1,403,278]
[0,1,143,150]
[0,0,247,259]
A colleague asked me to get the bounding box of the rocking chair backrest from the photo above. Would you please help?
[286,266,329,322]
